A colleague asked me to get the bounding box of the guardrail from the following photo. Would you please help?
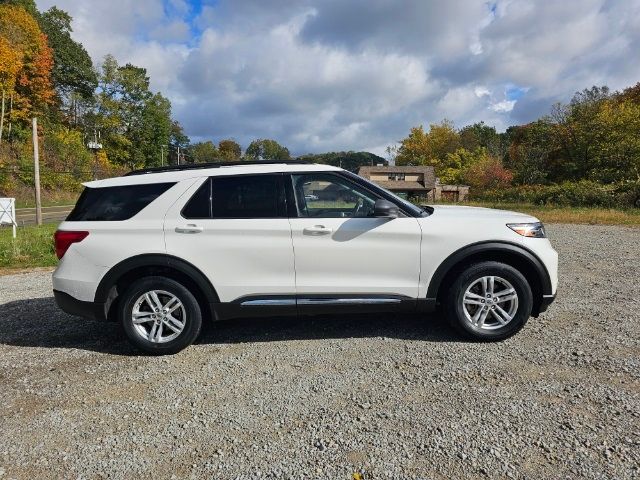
[15,205,74,226]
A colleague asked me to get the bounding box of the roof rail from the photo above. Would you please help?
[125,160,312,176]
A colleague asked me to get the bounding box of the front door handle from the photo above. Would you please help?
[175,224,203,234]
[303,225,332,236]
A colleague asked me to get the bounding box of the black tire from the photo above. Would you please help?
[446,261,533,341]
[120,276,202,355]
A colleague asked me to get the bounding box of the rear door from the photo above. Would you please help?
[287,172,422,299]
[164,174,295,303]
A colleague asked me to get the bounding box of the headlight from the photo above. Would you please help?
[507,222,546,238]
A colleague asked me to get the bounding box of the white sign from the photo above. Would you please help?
[0,197,17,238]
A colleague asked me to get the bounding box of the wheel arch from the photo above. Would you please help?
[95,254,220,322]
[427,241,552,317]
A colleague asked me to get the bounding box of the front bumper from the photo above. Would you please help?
[53,289,107,321]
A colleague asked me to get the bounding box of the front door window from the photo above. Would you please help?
[292,173,378,218]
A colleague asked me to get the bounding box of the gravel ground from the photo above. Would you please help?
[0,224,638,479]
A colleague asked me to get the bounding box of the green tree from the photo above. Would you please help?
[506,120,556,185]
[245,138,290,161]
[39,7,97,101]
[93,55,174,168]
[168,120,190,164]
[218,139,241,160]
[459,121,506,158]
[139,92,172,167]
[190,140,219,163]
[395,120,461,167]
[591,99,640,182]
[298,151,387,173]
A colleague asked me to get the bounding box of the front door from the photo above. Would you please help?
[288,172,422,300]
[164,174,295,304]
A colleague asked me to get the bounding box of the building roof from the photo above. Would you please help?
[374,181,431,191]
[358,165,436,189]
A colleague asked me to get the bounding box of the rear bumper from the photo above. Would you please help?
[53,289,106,321]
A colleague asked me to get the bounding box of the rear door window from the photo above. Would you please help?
[182,174,286,219]
[67,183,175,221]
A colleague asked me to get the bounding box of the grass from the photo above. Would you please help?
[0,223,58,271]
[430,201,640,226]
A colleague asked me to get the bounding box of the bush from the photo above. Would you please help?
[474,180,640,208]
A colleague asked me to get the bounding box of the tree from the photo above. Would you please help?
[549,86,611,180]
[93,55,174,168]
[458,148,513,191]
[591,99,640,182]
[395,120,461,170]
[218,139,241,160]
[245,138,290,161]
[169,120,189,164]
[459,121,506,158]
[139,93,172,167]
[0,4,55,124]
[190,141,218,163]
[298,151,387,173]
[38,7,97,102]
[0,36,22,143]
[506,120,556,185]
[0,0,37,16]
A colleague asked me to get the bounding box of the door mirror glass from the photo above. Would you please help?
[374,199,399,219]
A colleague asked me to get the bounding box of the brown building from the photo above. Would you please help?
[358,165,469,203]
[358,165,435,202]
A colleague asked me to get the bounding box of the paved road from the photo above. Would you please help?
[15,205,73,226]
[0,224,638,479]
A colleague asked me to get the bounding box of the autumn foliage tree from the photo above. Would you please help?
[0,35,22,143]
[459,148,513,190]
[0,4,55,123]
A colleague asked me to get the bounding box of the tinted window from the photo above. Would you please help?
[181,179,212,219]
[182,175,284,219]
[67,183,175,221]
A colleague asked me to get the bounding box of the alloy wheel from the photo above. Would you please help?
[131,290,186,343]
[462,275,519,330]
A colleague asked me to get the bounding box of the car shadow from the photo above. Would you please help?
[0,297,461,356]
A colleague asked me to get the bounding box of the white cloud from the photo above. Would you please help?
[490,100,516,113]
[474,86,491,98]
[35,0,640,153]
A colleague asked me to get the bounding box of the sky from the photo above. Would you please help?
[36,0,640,156]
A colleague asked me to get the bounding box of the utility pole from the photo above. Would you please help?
[161,145,167,166]
[87,128,103,180]
[177,145,181,165]
[32,117,42,226]
[0,90,5,144]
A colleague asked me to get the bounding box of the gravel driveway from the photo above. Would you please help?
[0,224,638,479]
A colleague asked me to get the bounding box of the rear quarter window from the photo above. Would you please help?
[67,183,175,221]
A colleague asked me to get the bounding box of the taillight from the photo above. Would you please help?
[54,230,89,259]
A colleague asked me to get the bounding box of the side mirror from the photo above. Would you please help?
[374,199,399,219]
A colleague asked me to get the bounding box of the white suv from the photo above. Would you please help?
[53,161,558,354]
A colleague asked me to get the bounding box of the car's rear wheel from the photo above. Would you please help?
[120,276,202,355]
[446,261,533,341]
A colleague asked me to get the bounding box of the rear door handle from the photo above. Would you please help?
[303,225,332,236]
[175,224,203,234]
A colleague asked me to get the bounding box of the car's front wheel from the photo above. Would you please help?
[446,261,533,341]
[120,276,202,355]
